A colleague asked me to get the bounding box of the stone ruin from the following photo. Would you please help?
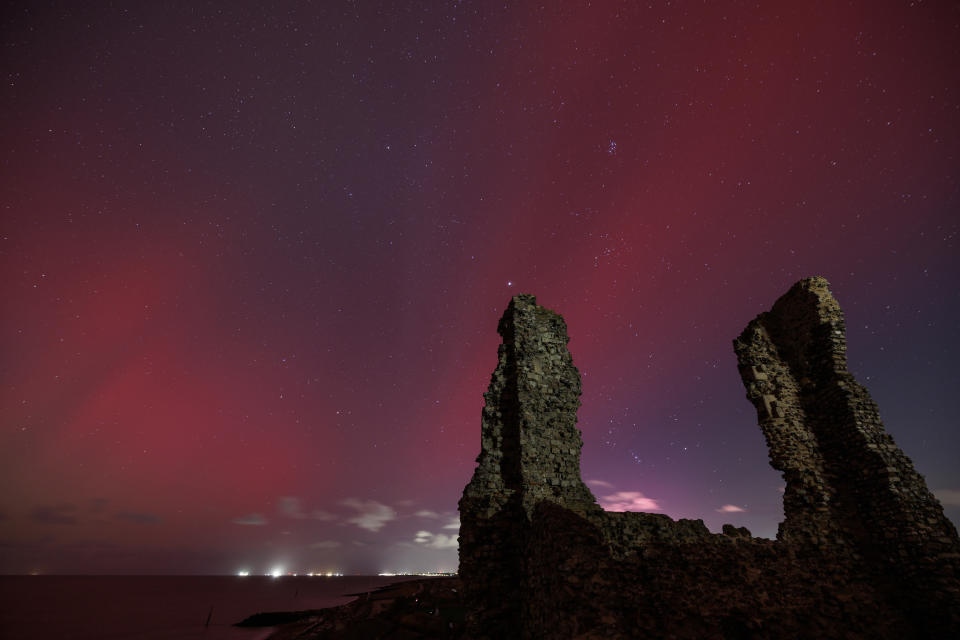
[458,278,960,639]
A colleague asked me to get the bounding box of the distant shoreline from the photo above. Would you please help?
[236,576,464,639]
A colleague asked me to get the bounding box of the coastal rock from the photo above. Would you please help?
[242,577,464,639]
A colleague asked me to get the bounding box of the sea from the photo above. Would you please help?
[0,575,410,640]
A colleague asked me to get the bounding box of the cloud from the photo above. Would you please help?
[586,478,615,490]
[278,497,306,519]
[342,499,397,532]
[415,510,440,519]
[116,511,161,525]
[309,540,341,550]
[442,516,460,531]
[414,530,459,549]
[599,492,661,512]
[232,513,268,526]
[312,509,339,522]
[935,489,960,506]
[31,505,78,525]
[717,504,746,513]
[89,498,109,514]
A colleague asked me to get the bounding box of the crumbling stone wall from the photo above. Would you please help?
[459,283,960,639]
[734,276,960,630]
[523,501,915,640]
[458,294,602,634]
[458,294,599,515]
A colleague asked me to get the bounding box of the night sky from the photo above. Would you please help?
[2,1,958,575]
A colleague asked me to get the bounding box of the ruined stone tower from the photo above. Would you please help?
[733,276,960,627]
[460,294,599,517]
[458,294,601,634]
[459,283,959,639]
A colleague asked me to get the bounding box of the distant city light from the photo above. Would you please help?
[234,568,453,578]
[377,571,456,577]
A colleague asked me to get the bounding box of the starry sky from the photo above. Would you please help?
[1,1,958,575]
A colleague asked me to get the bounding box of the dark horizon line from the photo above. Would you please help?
[2,572,458,577]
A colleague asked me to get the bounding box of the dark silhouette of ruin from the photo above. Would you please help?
[459,278,960,639]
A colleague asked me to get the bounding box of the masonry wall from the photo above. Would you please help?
[524,501,915,640]
[733,276,960,630]
[458,295,602,636]
[459,284,960,639]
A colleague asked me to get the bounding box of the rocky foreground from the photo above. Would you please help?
[236,576,464,639]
